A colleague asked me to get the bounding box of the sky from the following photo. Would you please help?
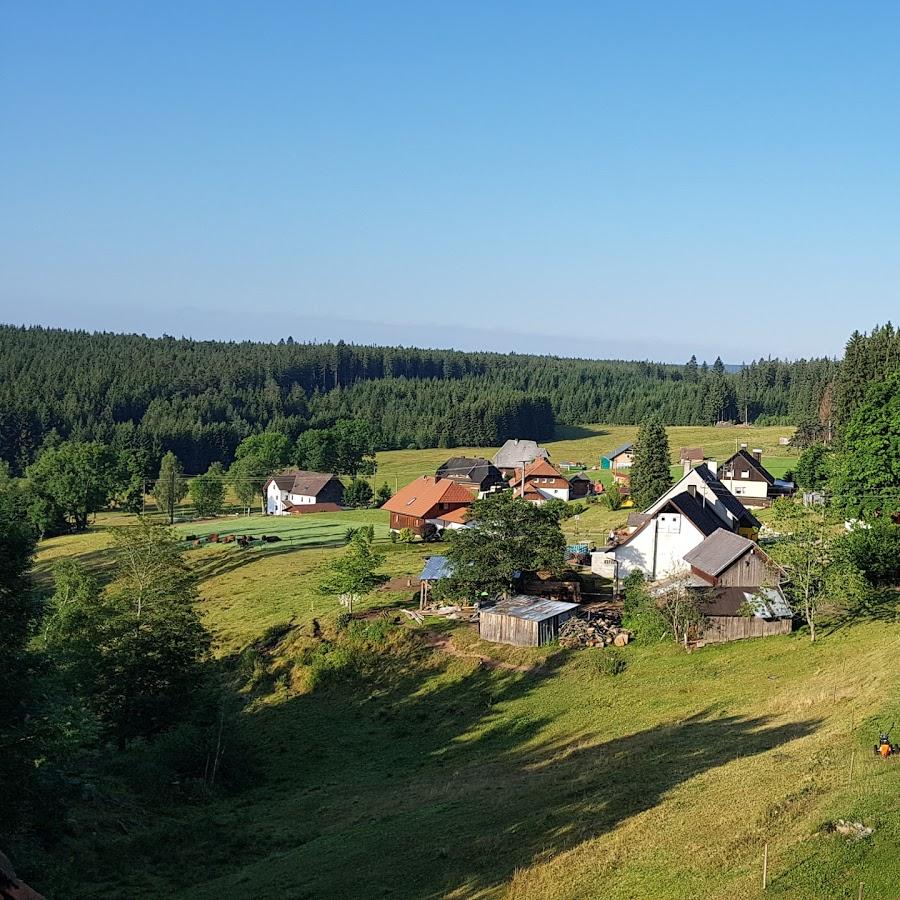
[1,2,898,363]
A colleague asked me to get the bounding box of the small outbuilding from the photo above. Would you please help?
[418,555,454,608]
[479,595,579,647]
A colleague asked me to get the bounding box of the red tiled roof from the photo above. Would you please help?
[434,506,471,525]
[381,477,473,518]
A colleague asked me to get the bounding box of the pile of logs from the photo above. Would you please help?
[559,615,632,649]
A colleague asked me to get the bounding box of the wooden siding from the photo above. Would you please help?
[390,512,425,534]
[716,551,780,587]
[479,610,573,646]
[702,616,792,643]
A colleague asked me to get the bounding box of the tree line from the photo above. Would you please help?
[0,325,835,475]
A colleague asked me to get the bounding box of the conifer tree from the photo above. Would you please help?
[630,417,672,508]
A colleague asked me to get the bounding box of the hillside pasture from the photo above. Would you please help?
[372,423,799,488]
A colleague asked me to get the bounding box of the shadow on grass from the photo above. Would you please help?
[553,424,610,442]
[91,633,821,900]
[824,586,900,636]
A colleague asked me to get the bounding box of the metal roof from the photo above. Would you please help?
[481,594,580,621]
[701,586,792,618]
[419,555,454,581]
[692,464,762,529]
[602,443,633,461]
[683,528,755,576]
[492,439,550,469]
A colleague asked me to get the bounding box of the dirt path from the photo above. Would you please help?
[422,632,537,672]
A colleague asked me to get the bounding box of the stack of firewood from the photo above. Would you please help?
[559,615,631,649]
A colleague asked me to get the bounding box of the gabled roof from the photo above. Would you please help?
[492,439,550,469]
[569,470,592,482]
[719,449,775,485]
[510,458,565,483]
[602,443,633,461]
[692,464,762,529]
[435,457,504,485]
[381,477,473,518]
[483,594,579,621]
[664,492,723,537]
[267,469,339,497]
[683,528,756,577]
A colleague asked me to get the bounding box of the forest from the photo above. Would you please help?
[0,325,837,474]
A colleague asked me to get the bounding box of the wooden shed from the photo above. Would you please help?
[479,595,580,647]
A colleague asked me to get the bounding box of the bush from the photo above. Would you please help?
[593,649,628,676]
[397,527,414,543]
[344,478,374,508]
[840,521,900,586]
[335,611,353,632]
[604,483,623,511]
[621,571,667,641]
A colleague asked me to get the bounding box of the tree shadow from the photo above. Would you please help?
[95,633,821,900]
[822,586,900,635]
[553,425,610,442]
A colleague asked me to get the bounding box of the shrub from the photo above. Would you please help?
[604,483,623,511]
[840,521,900,586]
[593,649,628,676]
[335,611,353,631]
[397,527,414,543]
[621,571,667,641]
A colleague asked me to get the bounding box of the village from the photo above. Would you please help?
[258,433,801,651]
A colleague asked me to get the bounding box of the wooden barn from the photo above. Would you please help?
[479,595,579,647]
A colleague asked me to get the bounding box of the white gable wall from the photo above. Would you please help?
[267,481,287,515]
[646,467,737,530]
[614,514,708,580]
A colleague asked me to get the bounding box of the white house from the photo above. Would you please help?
[593,463,762,583]
[264,470,344,515]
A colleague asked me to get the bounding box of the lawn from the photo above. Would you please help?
[31,508,900,900]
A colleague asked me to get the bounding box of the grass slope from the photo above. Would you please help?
[32,510,900,900]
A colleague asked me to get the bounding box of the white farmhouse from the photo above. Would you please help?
[264,470,345,515]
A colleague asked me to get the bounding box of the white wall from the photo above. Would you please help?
[614,515,706,580]
[266,482,285,515]
[720,477,768,500]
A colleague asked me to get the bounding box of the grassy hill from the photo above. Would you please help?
[31,501,900,899]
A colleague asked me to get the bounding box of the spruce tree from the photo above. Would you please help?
[630,417,672,508]
[153,451,187,524]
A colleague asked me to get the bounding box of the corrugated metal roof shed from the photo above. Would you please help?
[484,595,580,622]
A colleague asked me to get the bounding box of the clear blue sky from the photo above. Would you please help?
[2,2,898,362]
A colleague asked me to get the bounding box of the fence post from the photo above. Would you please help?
[762,842,768,890]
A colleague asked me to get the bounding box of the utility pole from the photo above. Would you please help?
[169,462,175,525]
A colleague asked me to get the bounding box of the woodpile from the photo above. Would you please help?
[558,615,632,649]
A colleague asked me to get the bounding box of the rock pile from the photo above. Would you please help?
[558,615,632,649]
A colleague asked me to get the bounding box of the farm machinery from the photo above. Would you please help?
[874,724,898,759]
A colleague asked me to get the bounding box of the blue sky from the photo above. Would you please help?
[1,2,898,362]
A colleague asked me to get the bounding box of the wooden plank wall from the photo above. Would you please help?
[702,616,792,643]
[480,613,539,647]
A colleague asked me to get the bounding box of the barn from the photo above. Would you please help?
[479,595,579,647]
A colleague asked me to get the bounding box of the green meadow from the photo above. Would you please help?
[32,485,900,898]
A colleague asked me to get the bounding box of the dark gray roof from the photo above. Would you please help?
[482,594,580,622]
[270,470,339,497]
[665,492,723,537]
[435,457,504,486]
[603,443,633,461]
[700,586,792,618]
[492,440,549,469]
[683,528,755,577]
[693,464,762,529]
[719,449,775,485]
[627,511,651,529]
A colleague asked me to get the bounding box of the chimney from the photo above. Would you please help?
[752,448,762,462]
[706,459,717,475]
[682,459,692,477]
[687,484,697,498]
[740,442,748,450]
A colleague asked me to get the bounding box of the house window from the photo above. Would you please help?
[741,471,749,479]
[735,485,746,495]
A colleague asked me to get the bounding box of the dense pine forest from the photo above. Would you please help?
[0,324,839,473]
